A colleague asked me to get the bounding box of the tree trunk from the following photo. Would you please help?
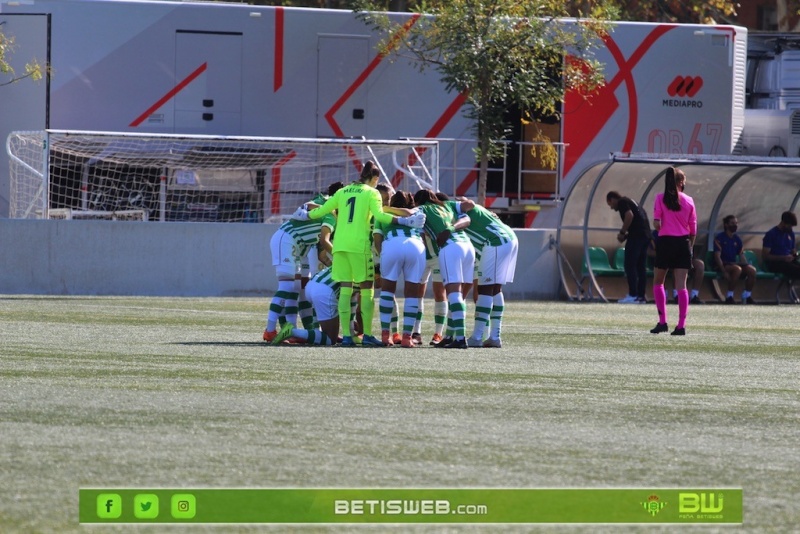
[477,149,489,206]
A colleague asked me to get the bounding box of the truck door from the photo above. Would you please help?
[174,31,243,134]
[317,35,369,138]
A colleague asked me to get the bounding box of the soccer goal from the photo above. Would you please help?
[7,130,439,222]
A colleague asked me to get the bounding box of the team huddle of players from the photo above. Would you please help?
[262,161,519,349]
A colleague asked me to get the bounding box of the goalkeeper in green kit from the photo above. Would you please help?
[291,161,425,347]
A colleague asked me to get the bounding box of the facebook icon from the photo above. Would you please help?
[96,494,122,519]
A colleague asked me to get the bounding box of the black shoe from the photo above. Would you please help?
[443,338,468,349]
[670,327,686,336]
[725,296,735,304]
[690,295,703,305]
[743,296,755,305]
[434,336,453,348]
[650,322,668,334]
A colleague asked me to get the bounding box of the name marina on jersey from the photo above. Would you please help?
[343,184,370,194]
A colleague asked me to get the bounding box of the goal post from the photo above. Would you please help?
[7,131,47,220]
[7,130,439,222]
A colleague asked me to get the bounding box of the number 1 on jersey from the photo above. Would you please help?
[346,196,356,223]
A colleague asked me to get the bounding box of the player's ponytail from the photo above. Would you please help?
[663,166,682,212]
[360,161,376,182]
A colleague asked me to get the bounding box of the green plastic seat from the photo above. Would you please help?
[578,246,625,302]
[583,247,624,277]
[742,249,798,304]
[742,249,779,280]
[703,250,722,279]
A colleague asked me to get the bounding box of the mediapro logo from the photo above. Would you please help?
[664,76,704,108]
[667,76,703,98]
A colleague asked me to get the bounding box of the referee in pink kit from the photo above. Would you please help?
[650,166,697,336]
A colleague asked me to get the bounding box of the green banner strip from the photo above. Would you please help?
[80,488,742,524]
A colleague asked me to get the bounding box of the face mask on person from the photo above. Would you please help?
[678,182,685,192]
[727,224,738,233]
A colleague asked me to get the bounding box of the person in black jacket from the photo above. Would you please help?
[607,191,653,303]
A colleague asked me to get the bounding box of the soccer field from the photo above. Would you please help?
[1,296,797,532]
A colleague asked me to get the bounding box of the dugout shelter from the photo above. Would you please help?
[557,153,800,302]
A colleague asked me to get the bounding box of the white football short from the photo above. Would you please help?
[305,280,338,322]
[438,240,475,285]
[477,239,518,285]
[380,236,426,284]
[270,229,302,278]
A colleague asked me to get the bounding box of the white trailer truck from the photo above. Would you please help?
[1,0,748,227]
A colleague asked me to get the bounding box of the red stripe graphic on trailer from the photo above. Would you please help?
[390,91,468,188]
[323,15,468,185]
[324,14,420,138]
[562,25,675,177]
[270,151,297,214]
[274,7,284,92]
[456,169,478,197]
[324,15,421,171]
[129,62,208,127]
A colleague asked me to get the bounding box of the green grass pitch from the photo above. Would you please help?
[1,295,798,532]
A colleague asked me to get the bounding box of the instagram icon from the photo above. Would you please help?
[171,494,196,519]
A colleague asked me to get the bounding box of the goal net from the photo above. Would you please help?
[7,130,439,222]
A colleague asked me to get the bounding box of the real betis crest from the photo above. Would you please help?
[642,494,667,517]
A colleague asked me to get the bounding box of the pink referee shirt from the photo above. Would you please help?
[653,192,697,237]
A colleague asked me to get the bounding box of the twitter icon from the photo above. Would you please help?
[133,494,159,519]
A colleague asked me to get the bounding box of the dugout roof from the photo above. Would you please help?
[557,153,800,301]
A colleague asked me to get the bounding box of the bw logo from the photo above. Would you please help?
[679,492,723,513]
[641,494,667,517]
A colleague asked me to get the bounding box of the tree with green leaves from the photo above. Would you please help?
[0,25,44,88]
[352,0,617,205]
